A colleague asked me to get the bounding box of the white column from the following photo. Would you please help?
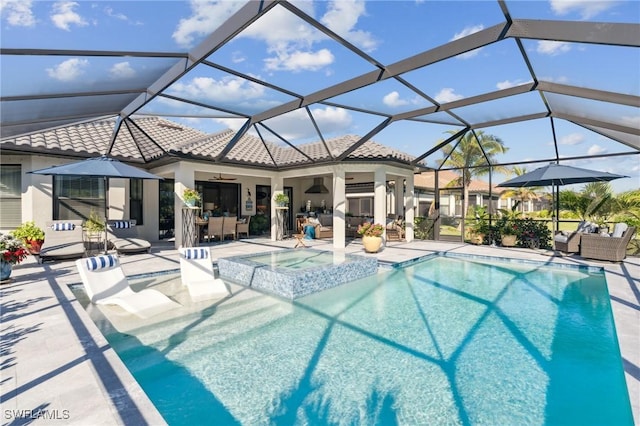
[174,164,195,248]
[270,175,284,241]
[405,173,414,242]
[394,177,403,218]
[332,169,346,249]
[374,168,386,238]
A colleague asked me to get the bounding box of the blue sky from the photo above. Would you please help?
[1,0,639,193]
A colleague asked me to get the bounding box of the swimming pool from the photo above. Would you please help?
[87,255,633,425]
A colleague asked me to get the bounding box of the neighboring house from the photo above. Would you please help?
[0,116,416,248]
[413,170,506,217]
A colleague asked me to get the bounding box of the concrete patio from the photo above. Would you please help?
[1,238,638,425]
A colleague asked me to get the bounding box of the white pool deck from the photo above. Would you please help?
[1,237,638,425]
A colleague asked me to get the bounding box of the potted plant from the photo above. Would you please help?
[85,210,105,237]
[501,221,518,247]
[10,221,45,254]
[468,205,489,245]
[183,188,201,207]
[0,233,29,281]
[274,193,289,207]
[497,203,522,247]
[357,222,385,253]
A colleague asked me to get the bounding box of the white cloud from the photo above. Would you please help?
[46,58,89,81]
[1,0,36,27]
[383,91,408,107]
[549,0,617,19]
[587,144,607,155]
[172,0,244,48]
[536,40,571,56]
[104,6,127,21]
[559,133,584,145]
[496,79,531,90]
[451,25,484,59]
[321,0,377,52]
[109,62,136,79]
[50,1,88,31]
[310,106,352,132]
[171,75,266,102]
[434,88,464,103]
[231,51,246,64]
[264,48,334,72]
[620,115,640,129]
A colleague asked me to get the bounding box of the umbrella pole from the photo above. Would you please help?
[554,184,560,234]
[104,177,109,254]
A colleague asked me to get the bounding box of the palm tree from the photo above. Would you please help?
[499,166,541,214]
[437,130,509,216]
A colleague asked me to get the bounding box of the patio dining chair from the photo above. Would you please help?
[207,216,224,242]
[236,216,251,239]
[222,217,237,240]
[76,254,181,318]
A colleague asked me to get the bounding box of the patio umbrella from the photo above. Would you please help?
[29,156,163,253]
[497,163,628,232]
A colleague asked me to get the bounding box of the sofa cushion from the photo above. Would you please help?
[612,223,628,238]
[554,234,568,243]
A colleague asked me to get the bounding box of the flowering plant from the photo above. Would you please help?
[502,221,519,236]
[0,233,29,265]
[357,222,384,237]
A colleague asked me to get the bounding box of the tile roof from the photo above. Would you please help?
[1,116,415,169]
[414,170,505,194]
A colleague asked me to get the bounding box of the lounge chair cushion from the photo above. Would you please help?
[107,220,151,254]
[86,254,118,271]
[40,220,86,261]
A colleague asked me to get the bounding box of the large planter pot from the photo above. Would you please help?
[0,260,12,282]
[470,233,484,245]
[502,234,517,247]
[185,199,196,207]
[362,235,383,253]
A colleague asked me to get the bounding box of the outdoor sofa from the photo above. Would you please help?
[580,225,635,262]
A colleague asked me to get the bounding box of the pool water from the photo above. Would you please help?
[99,256,633,425]
[248,250,345,270]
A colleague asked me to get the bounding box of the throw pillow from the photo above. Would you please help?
[86,254,118,271]
[611,223,628,238]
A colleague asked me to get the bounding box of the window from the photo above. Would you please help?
[130,179,143,225]
[0,164,22,228]
[159,179,174,240]
[54,175,105,220]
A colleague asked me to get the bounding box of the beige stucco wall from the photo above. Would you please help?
[3,154,415,245]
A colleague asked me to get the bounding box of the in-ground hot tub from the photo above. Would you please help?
[217,249,378,299]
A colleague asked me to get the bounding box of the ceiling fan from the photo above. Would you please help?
[208,173,237,181]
